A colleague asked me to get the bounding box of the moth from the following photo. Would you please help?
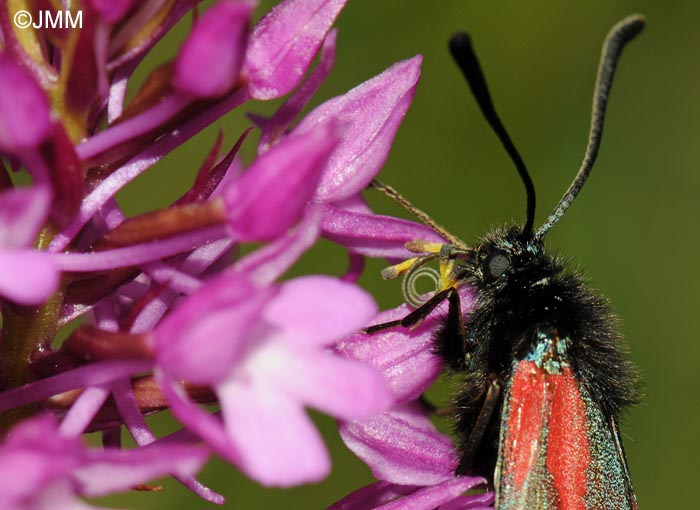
[368,14,644,509]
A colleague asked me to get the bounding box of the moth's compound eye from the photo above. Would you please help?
[486,250,510,280]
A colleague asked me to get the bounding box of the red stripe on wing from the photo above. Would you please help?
[498,361,592,510]
[502,361,547,491]
[546,366,590,510]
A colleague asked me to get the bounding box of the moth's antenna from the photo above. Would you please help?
[535,14,645,239]
[449,32,536,238]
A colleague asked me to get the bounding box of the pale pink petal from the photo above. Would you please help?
[173,1,251,98]
[75,445,208,496]
[32,480,97,510]
[155,274,274,384]
[263,275,377,346]
[263,347,393,420]
[0,187,51,248]
[0,55,51,154]
[0,250,59,305]
[218,379,330,487]
[244,0,347,99]
[232,203,322,285]
[293,56,422,202]
[157,370,239,462]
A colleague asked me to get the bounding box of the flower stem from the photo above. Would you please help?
[0,226,64,431]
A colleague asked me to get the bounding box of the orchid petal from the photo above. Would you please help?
[218,379,330,487]
[75,445,208,496]
[155,274,274,384]
[0,187,51,248]
[376,477,486,510]
[258,29,337,152]
[244,0,347,99]
[0,250,59,305]
[232,202,322,285]
[223,123,338,241]
[0,361,151,414]
[263,275,377,345]
[339,405,458,485]
[321,204,446,260]
[157,370,238,462]
[336,303,448,402]
[173,1,252,98]
[437,492,496,510]
[293,56,422,202]
[330,481,417,510]
[0,55,51,154]
[265,347,393,420]
[88,0,135,23]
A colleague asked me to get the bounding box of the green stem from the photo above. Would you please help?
[0,226,64,431]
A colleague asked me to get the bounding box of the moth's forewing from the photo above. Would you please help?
[494,331,637,510]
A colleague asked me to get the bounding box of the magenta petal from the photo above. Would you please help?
[378,477,487,510]
[173,1,252,98]
[157,371,239,462]
[293,56,422,202]
[0,419,81,509]
[0,250,59,305]
[258,29,337,152]
[88,0,135,23]
[223,123,338,242]
[266,348,392,420]
[437,492,495,510]
[339,405,458,485]
[244,0,347,99]
[232,202,322,285]
[0,187,51,248]
[155,274,274,384]
[330,481,417,510]
[321,204,445,260]
[0,361,150,414]
[0,55,51,154]
[263,275,377,345]
[218,379,330,487]
[75,445,208,497]
[336,304,446,402]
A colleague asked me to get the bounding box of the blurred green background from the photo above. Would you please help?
[104,0,699,508]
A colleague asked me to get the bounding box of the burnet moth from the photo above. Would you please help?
[367,14,644,509]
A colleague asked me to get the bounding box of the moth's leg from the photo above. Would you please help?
[456,375,503,476]
[363,288,451,333]
[363,319,404,334]
[367,243,469,334]
[444,286,468,353]
[400,287,453,327]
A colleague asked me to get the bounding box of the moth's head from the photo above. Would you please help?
[466,225,546,289]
